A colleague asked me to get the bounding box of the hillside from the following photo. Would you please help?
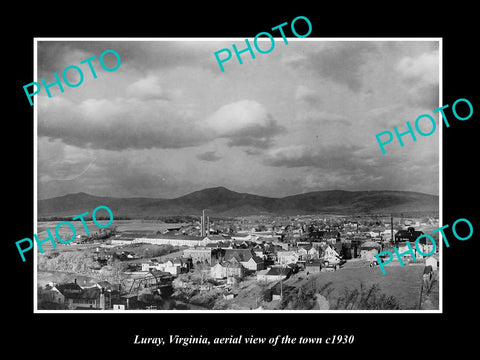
[38,187,439,217]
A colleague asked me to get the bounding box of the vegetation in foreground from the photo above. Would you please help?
[278,281,401,310]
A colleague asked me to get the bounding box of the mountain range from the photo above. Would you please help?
[37,187,439,218]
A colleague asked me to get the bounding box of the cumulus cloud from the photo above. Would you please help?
[396,51,439,85]
[38,97,284,152]
[395,50,440,111]
[197,151,221,162]
[36,40,440,200]
[126,75,181,100]
[38,96,208,150]
[37,41,224,77]
[204,99,285,149]
[286,42,377,92]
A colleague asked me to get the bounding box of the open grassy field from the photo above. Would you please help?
[284,264,427,310]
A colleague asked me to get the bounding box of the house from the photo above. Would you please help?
[256,266,292,283]
[297,245,319,260]
[113,293,140,310]
[425,255,439,271]
[415,237,436,258]
[297,246,308,260]
[142,259,181,276]
[171,257,192,272]
[276,251,299,265]
[272,241,290,250]
[232,239,250,248]
[210,262,224,279]
[52,280,110,309]
[183,247,213,265]
[307,246,319,259]
[360,241,381,261]
[210,258,244,279]
[51,281,82,300]
[305,259,322,273]
[396,242,415,263]
[252,244,265,258]
[395,228,424,243]
[223,249,264,271]
[322,245,340,264]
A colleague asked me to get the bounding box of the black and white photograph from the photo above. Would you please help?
[6,5,478,357]
[34,39,441,312]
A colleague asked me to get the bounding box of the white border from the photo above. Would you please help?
[33,37,443,314]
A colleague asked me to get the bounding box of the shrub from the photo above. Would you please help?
[332,283,401,310]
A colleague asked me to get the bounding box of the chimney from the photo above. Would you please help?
[74,278,77,285]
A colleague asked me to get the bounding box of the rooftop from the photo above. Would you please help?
[224,249,263,263]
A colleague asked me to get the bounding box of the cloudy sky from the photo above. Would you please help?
[36,39,440,200]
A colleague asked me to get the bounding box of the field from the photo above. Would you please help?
[37,219,185,237]
[35,219,185,252]
[284,263,427,309]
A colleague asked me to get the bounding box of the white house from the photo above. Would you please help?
[322,245,340,264]
[241,256,264,271]
[415,242,436,259]
[256,266,291,283]
[360,241,381,261]
[223,249,264,271]
[210,258,244,279]
[297,245,319,260]
[425,255,438,271]
[276,251,299,265]
[141,260,180,276]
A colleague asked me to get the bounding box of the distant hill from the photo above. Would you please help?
[38,187,439,218]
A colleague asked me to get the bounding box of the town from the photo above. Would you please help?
[36,211,440,311]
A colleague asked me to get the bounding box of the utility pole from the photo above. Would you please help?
[391,214,394,243]
[280,279,283,300]
[418,279,424,310]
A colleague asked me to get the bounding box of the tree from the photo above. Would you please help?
[193,260,209,284]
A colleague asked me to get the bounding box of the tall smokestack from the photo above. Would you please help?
[201,210,205,237]
[207,216,210,236]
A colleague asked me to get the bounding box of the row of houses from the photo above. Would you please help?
[43,280,117,310]
[141,257,192,276]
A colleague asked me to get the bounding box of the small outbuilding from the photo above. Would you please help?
[360,241,381,261]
